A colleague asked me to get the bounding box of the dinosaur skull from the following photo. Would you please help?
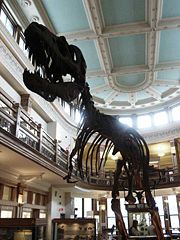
[23,22,86,102]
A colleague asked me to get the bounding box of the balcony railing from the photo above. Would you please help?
[0,89,68,170]
[0,0,180,190]
[1,88,180,189]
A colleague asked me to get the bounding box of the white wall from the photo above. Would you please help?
[31,108,47,132]
[0,75,21,103]
[47,121,71,150]
[50,187,65,219]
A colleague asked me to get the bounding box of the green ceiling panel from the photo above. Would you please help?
[87,78,106,88]
[159,29,180,62]
[157,69,180,80]
[109,34,145,67]
[137,91,150,100]
[42,0,89,32]
[74,40,101,70]
[152,86,171,93]
[116,73,145,87]
[113,93,129,101]
[162,0,180,18]
[101,0,145,26]
[95,90,114,99]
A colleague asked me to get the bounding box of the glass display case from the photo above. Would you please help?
[53,218,96,240]
[0,218,46,240]
[125,204,153,236]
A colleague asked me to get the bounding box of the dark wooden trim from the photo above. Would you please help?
[0,129,70,179]
[27,191,33,204]
[0,0,3,11]
[0,183,4,200]
[52,218,96,224]
[0,218,47,227]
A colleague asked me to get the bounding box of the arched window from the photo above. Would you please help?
[137,115,151,129]
[153,111,168,126]
[172,105,180,122]
[119,117,133,127]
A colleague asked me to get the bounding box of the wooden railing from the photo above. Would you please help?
[1,89,180,189]
[0,89,68,169]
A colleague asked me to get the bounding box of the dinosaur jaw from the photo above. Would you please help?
[23,69,83,103]
[24,22,62,84]
[23,69,57,102]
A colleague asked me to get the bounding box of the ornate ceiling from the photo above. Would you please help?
[9,0,180,114]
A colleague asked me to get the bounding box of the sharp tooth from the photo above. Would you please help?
[36,69,40,76]
[29,50,32,59]
[32,55,35,66]
[45,50,48,58]
[48,57,52,68]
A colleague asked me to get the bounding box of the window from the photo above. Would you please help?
[39,211,47,219]
[23,191,28,204]
[0,206,14,218]
[137,115,151,129]
[22,208,32,218]
[119,117,132,127]
[168,195,179,229]
[153,111,168,126]
[19,35,28,56]
[0,9,13,36]
[107,198,115,228]
[84,198,92,218]
[1,210,13,218]
[154,196,165,229]
[172,105,180,121]
[2,186,12,201]
[32,193,36,205]
[22,211,31,218]
[120,198,128,229]
[74,197,82,218]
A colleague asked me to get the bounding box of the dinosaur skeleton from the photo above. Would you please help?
[23,22,164,240]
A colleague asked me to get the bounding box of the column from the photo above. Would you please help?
[65,192,74,218]
[21,94,32,114]
[174,138,180,173]
[99,197,107,236]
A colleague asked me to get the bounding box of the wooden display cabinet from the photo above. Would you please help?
[53,218,96,240]
[0,218,47,240]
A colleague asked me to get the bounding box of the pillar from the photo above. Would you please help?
[174,138,180,173]
[21,94,32,114]
[99,197,107,235]
[65,192,74,218]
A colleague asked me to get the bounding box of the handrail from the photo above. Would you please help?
[0,95,180,189]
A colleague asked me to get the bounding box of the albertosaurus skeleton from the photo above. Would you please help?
[23,22,164,240]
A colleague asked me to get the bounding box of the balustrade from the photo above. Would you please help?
[0,90,68,170]
[0,90,180,189]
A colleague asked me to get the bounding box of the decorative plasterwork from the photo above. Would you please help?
[0,43,22,75]
[142,124,180,144]
[31,15,39,23]
[10,0,180,113]
[20,0,31,7]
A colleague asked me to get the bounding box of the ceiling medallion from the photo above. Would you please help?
[21,0,31,7]
[31,16,39,23]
